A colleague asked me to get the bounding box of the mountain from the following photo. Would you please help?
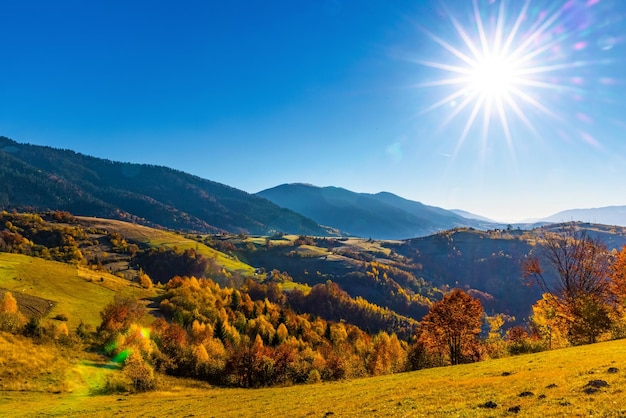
[256,183,491,239]
[541,206,626,226]
[0,136,330,235]
[450,209,495,223]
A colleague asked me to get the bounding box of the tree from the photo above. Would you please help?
[418,289,483,365]
[0,291,25,333]
[98,294,147,336]
[523,225,614,344]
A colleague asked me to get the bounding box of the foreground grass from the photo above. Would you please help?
[2,338,625,417]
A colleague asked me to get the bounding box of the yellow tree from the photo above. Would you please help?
[0,291,25,333]
[530,293,569,349]
[419,289,483,365]
[0,291,18,313]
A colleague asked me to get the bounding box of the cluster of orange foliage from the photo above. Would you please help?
[100,276,413,388]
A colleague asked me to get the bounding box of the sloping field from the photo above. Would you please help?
[0,253,152,328]
[77,217,256,276]
[1,338,625,417]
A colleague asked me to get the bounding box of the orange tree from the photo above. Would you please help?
[418,289,483,365]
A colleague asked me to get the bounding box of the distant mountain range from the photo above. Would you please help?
[257,184,491,239]
[0,136,329,236]
[540,206,626,226]
[2,136,625,239]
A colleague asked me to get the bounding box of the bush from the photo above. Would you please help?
[23,317,43,338]
[124,352,157,392]
[306,369,321,384]
[101,374,131,394]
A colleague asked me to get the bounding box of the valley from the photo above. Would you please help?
[2,138,626,417]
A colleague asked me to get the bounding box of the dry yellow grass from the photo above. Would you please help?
[1,338,625,417]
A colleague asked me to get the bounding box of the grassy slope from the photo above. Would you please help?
[0,253,152,328]
[78,217,256,276]
[1,338,625,417]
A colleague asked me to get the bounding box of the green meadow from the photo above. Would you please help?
[0,253,153,328]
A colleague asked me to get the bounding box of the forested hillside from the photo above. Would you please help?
[257,183,490,239]
[0,137,329,236]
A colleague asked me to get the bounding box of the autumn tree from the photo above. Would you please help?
[418,289,483,365]
[0,291,25,333]
[98,294,147,337]
[523,225,614,344]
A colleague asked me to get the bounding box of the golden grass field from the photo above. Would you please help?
[0,253,155,328]
[1,336,625,417]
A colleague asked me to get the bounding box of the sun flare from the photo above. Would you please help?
[415,0,614,157]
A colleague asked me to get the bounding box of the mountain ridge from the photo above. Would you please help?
[0,136,330,236]
[257,183,491,239]
[541,205,626,226]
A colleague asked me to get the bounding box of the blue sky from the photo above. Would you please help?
[2,0,625,222]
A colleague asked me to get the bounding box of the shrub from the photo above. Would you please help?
[53,313,69,322]
[23,316,43,338]
[124,351,157,392]
[307,369,322,384]
[101,374,131,394]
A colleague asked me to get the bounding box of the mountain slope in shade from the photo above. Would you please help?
[257,183,490,239]
[541,206,626,226]
[0,136,329,235]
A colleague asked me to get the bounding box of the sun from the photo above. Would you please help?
[469,55,518,100]
[414,0,605,155]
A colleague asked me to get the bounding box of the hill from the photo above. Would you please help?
[0,253,153,328]
[3,213,626,416]
[256,183,490,239]
[542,205,626,226]
[0,136,329,236]
[233,222,626,323]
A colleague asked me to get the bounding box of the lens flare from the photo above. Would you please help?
[415,0,620,159]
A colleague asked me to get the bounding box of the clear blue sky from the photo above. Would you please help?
[2,0,625,222]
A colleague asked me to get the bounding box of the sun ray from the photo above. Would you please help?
[419,85,475,115]
[414,0,617,156]
[500,0,531,57]
[493,0,507,55]
[419,27,478,67]
[443,90,480,127]
[473,0,491,59]
[455,96,485,155]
